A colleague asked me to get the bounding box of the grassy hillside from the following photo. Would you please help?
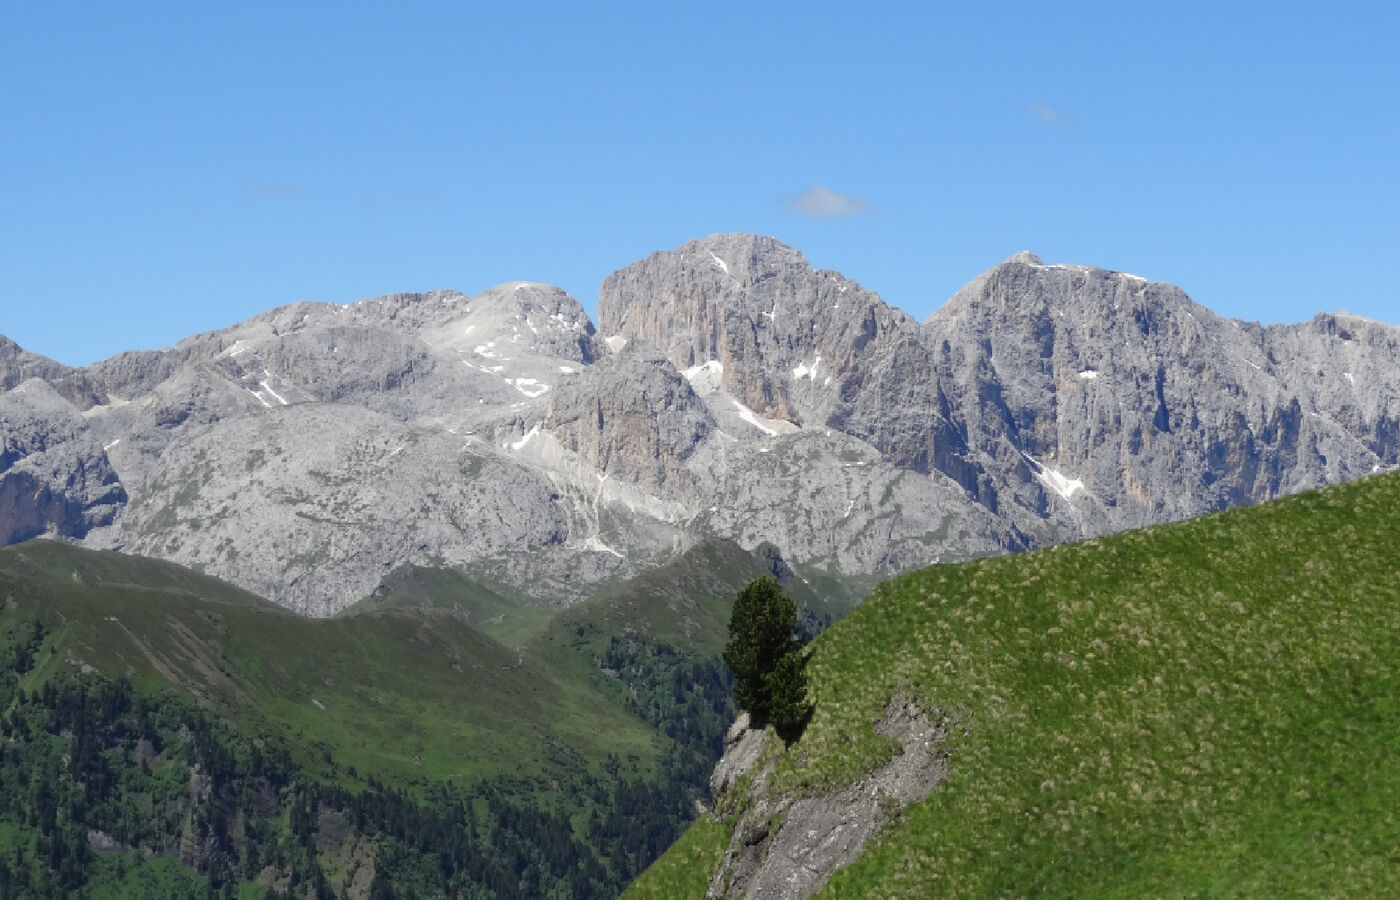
[0,541,722,896]
[629,471,1400,896]
[0,540,663,790]
[0,535,862,896]
[346,563,556,648]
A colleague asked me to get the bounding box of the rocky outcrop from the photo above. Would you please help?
[706,694,949,899]
[0,379,125,544]
[545,341,715,496]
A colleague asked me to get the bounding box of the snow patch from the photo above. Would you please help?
[605,335,628,353]
[511,424,541,451]
[258,380,289,406]
[732,399,777,436]
[1023,453,1084,501]
[512,378,550,398]
[1344,372,1355,386]
[709,251,730,274]
[582,536,625,558]
[103,439,121,452]
[792,355,822,381]
[682,359,724,394]
[1078,370,1099,380]
[559,365,576,374]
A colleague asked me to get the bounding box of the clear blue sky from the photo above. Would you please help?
[3,2,1396,366]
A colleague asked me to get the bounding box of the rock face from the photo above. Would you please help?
[2,234,1397,614]
[545,341,715,497]
[602,236,1400,548]
[0,379,126,544]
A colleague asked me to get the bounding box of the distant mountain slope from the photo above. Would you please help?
[0,539,663,788]
[628,470,1400,897]
[0,535,845,896]
[2,235,1397,614]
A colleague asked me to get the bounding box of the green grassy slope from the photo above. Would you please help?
[630,471,1400,897]
[0,540,664,790]
[345,563,556,648]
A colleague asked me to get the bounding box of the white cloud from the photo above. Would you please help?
[782,185,870,219]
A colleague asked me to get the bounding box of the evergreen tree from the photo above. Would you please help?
[765,649,810,742]
[722,577,808,727]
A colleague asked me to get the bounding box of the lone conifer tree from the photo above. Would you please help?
[723,576,809,737]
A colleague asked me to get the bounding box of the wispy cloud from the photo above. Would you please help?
[1028,103,1076,132]
[782,185,870,219]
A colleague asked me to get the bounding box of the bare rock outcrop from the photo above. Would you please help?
[0,379,125,544]
[545,341,716,496]
[706,694,949,899]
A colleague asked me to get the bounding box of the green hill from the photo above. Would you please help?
[0,539,663,789]
[0,535,860,896]
[0,541,716,895]
[629,471,1400,897]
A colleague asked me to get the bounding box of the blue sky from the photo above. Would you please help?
[3,1,1396,366]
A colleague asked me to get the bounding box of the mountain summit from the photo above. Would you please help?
[2,235,1397,614]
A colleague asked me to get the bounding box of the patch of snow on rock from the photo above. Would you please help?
[709,251,730,274]
[793,355,822,381]
[510,424,541,451]
[512,378,550,398]
[1078,370,1099,380]
[604,335,628,354]
[1024,453,1084,501]
[682,359,724,395]
[732,399,777,436]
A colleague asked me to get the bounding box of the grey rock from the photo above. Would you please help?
[601,235,1400,556]
[3,234,1397,615]
[707,693,949,899]
[710,713,766,801]
[545,340,716,497]
[0,379,126,543]
[98,404,570,616]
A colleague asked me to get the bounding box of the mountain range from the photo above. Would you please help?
[3,234,1398,615]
